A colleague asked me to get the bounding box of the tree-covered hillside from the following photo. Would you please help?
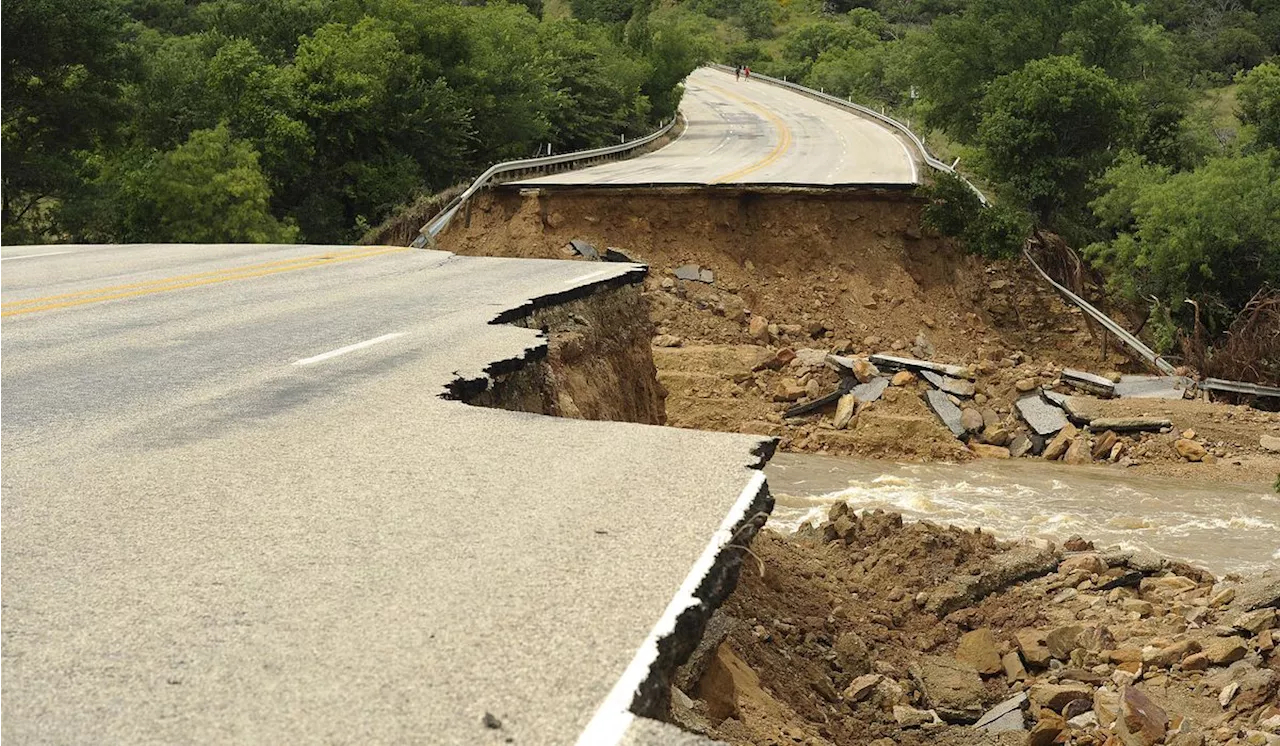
[2,0,708,244]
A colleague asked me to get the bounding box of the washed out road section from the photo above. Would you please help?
[1,243,771,744]
[514,67,919,187]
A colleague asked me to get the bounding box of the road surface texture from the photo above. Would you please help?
[1,243,772,744]
[516,67,919,187]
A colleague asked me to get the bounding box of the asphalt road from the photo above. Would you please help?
[1,243,771,744]
[516,67,919,187]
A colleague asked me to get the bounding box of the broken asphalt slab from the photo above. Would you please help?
[921,370,975,397]
[1015,394,1069,437]
[870,354,971,380]
[924,389,967,438]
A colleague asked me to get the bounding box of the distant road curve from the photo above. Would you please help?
[514,67,919,188]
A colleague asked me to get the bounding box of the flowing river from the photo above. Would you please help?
[764,452,1280,576]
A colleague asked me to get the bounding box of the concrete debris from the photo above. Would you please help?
[851,376,889,403]
[673,264,713,283]
[974,692,1027,732]
[1113,375,1195,399]
[567,239,599,260]
[924,390,966,437]
[870,354,970,380]
[1016,394,1069,436]
[921,369,976,397]
[1062,368,1117,397]
[1088,417,1172,432]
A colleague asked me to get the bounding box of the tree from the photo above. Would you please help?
[1237,61,1280,150]
[110,124,298,242]
[976,56,1134,225]
[2,0,131,242]
[1086,152,1280,343]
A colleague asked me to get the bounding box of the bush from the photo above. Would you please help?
[920,171,1030,259]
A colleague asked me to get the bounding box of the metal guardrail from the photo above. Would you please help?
[708,64,987,203]
[1023,248,1178,376]
[413,118,678,247]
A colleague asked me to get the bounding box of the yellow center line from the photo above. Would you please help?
[2,245,389,310]
[2,246,410,318]
[704,83,794,184]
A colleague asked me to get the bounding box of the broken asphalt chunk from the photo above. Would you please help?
[921,370,976,397]
[1015,394,1069,437]
[870,354,971,380]
[924,389,966,438]
[568,239,599,260]
[1061,369,1115,397]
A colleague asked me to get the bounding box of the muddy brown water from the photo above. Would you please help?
[765,452,1279,576]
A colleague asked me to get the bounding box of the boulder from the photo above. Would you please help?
[956,628,1003,675]
[1028,713,1066,746]
[852,359,880,383]
[911,655,987,723]
[1063,434,1092,465]
[833,394,857,430]
[1095,688,1121,726]
[1116,686,1168,746]
[1008,434,1033,458]
[748,315,770,341]
[1002,651,1028,681]
[1174,438,1207,462]
[1230,608,1277,636]
[1060,554,1108,576]
[960,407,985,434]
[1029,683,1093,713]
[891,370,915,386]
[1017,629,1053,668]
[893,705,939,728]
[771,381,807,402]
[1092,430,1119,460]
[1143,639,1200,668]
[1201,636,1247,665]
[981,425,1012,446]
[1045,624,1085,659]
[970,443,1012,459]
[842,673,883,703]
[1044,423,1079,460]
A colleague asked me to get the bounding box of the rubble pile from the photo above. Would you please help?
[675,509,1280,746]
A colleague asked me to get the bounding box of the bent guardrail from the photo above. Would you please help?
[413,118,678,247]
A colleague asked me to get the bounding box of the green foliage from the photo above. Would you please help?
[1,0,131,242]
[1237,62,1280,150]
[976,56,1135,224]
[920,172,1031,259]
[88,124,298,243]
[1085,152,1280,340]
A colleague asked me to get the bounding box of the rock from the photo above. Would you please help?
[1060,554,1108,576]
[921,370,976,397]
[1009,434,1033,458]
[852,359,880,383]
[970,443,1012,459]
[1002,651,1028,682]
[891,370,915,386]
[1045,624,1085,659]
[771,381,807,402]
[1201,636,1247,665]
[1030,683,1093,713]
[1015,378,1037,392]
[1064,536,1094,552]
[1092,430,1118,461]
[1261,434,1280,452]
[834,632,871,676]
[482,711,503,729]
[792,348,829,369]
[1121,599,1154,617]
[911,655,987,723]
[1069,711,1099,729]
[1028,713,1066,746]
[1017,630,1053,669]
[1095,688,1120,727]
[1116,686,1168,746]
[974,693,1028,732]
[673,264,702,281]
[1064,698,1093,719]
[806,321,828,338]
[1210,587,1236,606]
[811,675,840,702]
[1175,439,1207,462]
[957,628,1003,675]
[1181,652,1210,671]
[924,390,967,438]
[653,334,682,348]
[1144,639,1200,668]
[748,315,770,341]
[1230,608,1277,635]
[1260,629,1275,651]
[1219,681,1239,708]
[893,705,939,727]
[960,407,985,433]
[1233,571,1280,611]
[843,673,883,702]
[1044,423,1079,460]
[1063,434,1092,465]
[833,393,857,430]
[981,425,1011,446]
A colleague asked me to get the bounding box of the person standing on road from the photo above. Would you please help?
[735,65,742,81]
[744,66,751,80]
